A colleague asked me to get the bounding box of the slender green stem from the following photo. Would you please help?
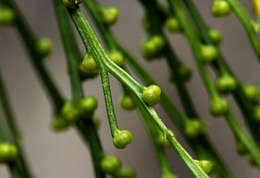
[168,0,260,166]
[52,1,106,177]
[225,0,260,62]
[67,4,209,177]
[183,0,260,144]
[0,0,65,113]
[136,97,176,177]
[225,112,260,166]
[83,0,231,176]
[0,71,34,178]
[100,67,119,136]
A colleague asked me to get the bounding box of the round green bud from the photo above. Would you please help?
[210,97,229,117]
[253,105,260,122]
[208,29,222,45]
[36,38,53,58]
[200,45,218,64]
[184,120,204,138]
[80,54,99,79]
[216,74,237,94]
[109,51,124,67]
[0,143,18,163]
[142,85,161,106]
[78,96,98,116]
[236,141,248,156]
[120,95,136,111]
[141,36,165,59]
[165,17,181,33]
[157,132,170,148]
[63,0,82,8]
[195,160,214,175]
[243,84,259,102]
[115,167,136,178]
[211,0,231,17]
[101,7,120,25]
[50,116,70,132]
[0,8,15,26]
[113,130,133,149]
[100,155,121,174]
[61,101,79,123]
[162,172,178,178]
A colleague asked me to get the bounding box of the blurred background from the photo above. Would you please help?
[0,0,260,177]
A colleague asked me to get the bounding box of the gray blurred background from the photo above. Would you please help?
[0,0,260,177]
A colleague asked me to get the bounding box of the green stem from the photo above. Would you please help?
[52,0,106,177]
[168,0,260,166]
[225,0,260,62]
[83,0,231,176]
[100,67,119,136]
[67,5,209,177]
[183,0,260,145]
[0,0,65,113]
[0,71,34,178]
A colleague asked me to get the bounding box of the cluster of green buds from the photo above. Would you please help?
[63,0,82,9]
[36,38,53,58]
[0,143,18,164]
[142,84,162,106]
[165,17,181,33]
[80,53,99,79]
[113,129,133,149]
[100,155,136,177]
[141,36,165,60]
[51,96,98,131]
[211,0,231,17]
[200,45,219,64]
[0,8,15,26]
[101,6,120,26]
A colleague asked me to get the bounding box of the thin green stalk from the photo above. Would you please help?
[0,71,34,178]
[0,0,65,113]
[136,99,176,177]
[167,0,260,167]
[100,67,119,136]
[183,0,260,145]
[52,0,106,177]
[82,0,231,177]
[67,4,209,177]
[225,0,260,62]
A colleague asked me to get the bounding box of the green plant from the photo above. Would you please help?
[0,0,260,177]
